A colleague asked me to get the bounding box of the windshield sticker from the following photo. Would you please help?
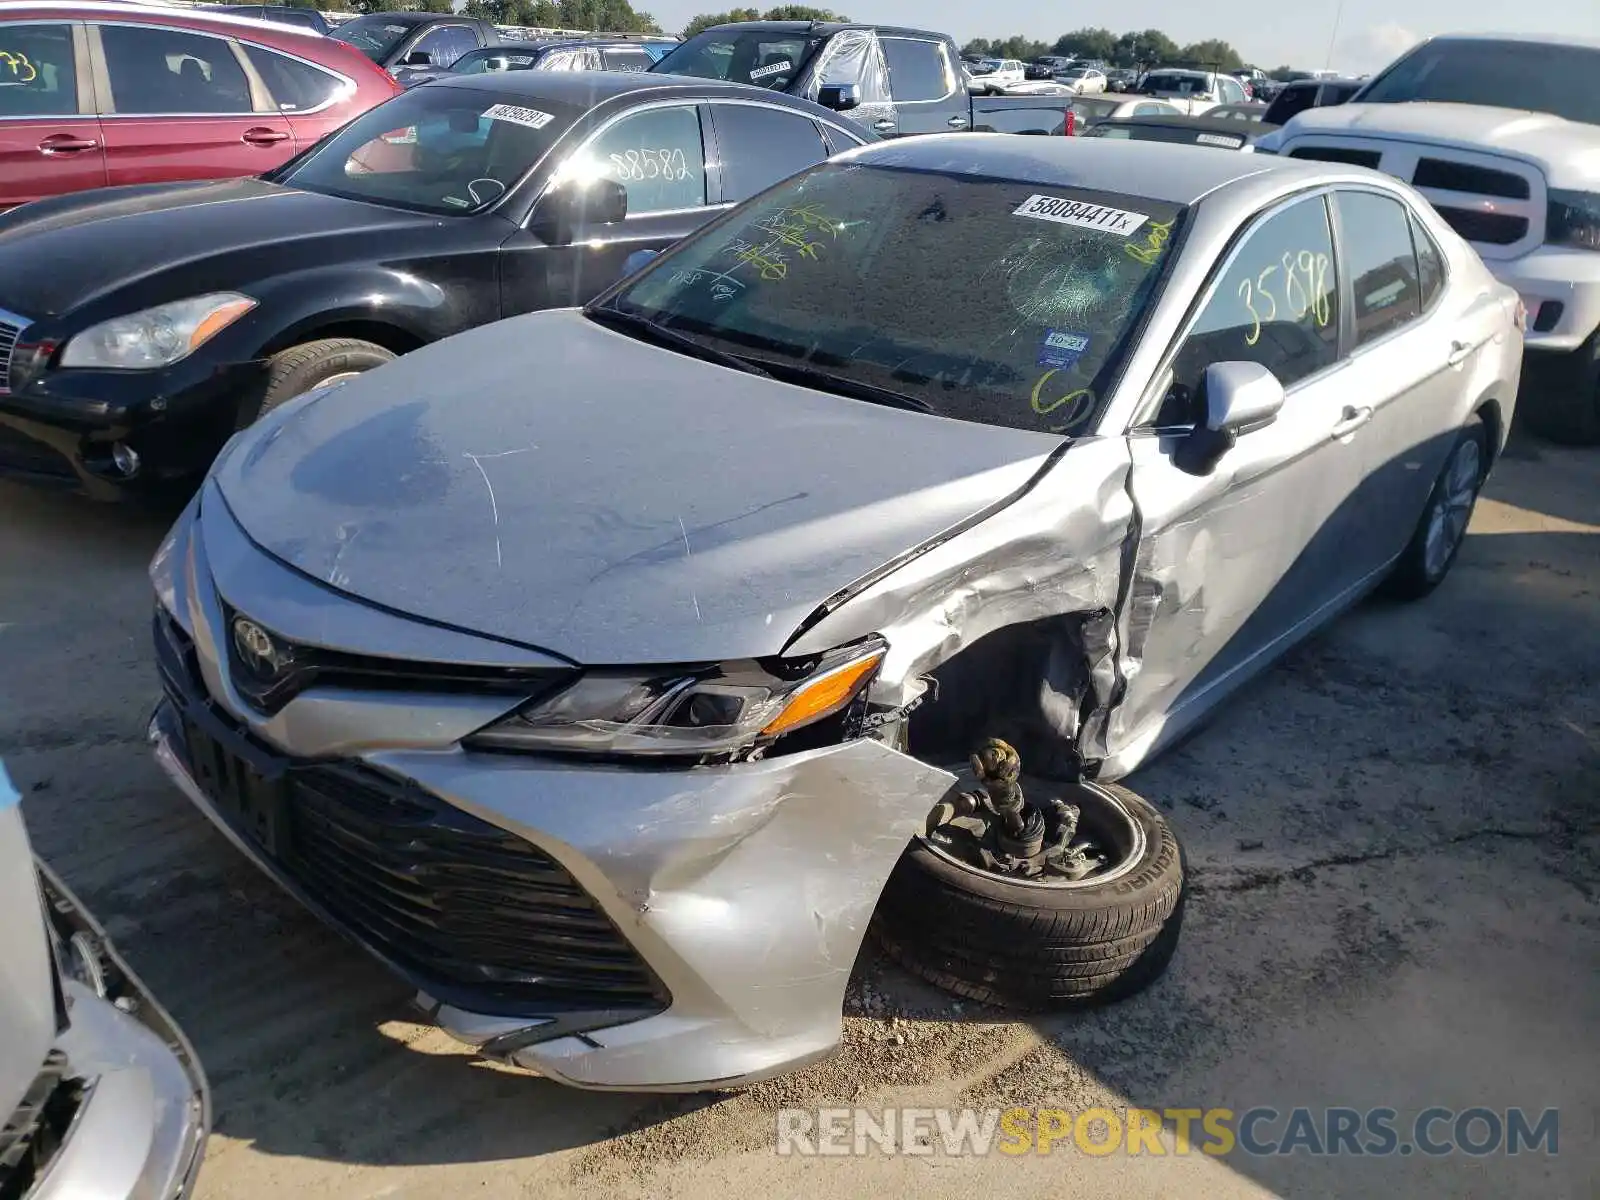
[381,126,418,144]
[482,103,555,130]
[383,24,408,33]
[1014,195,1149,236]
[749,59,792,80]
[1125,218,1174,265]
[441,195,470,208]
[1038,329,1090,368]
[507,55,535,65]
[1196,132,1242,147]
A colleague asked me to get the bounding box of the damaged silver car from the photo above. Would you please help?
[148,136,1521,1091]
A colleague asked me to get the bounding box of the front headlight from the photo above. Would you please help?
[1546,189,1600,252]
[59,292,257,370]
[465,638,887,759]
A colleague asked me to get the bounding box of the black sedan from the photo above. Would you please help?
[0,73,868,497]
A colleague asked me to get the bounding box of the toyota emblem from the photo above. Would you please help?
[232,617,288,679]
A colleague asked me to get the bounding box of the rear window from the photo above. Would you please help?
[650,29,821,90]
[1142,72,1210,95]
[1087,122,1245,149]
[278,84,579,216]
[1357,38,1600,126]
[329,15,413,63]
[601,164,1186,435]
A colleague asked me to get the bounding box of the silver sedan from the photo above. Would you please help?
[148,136,1521,1092]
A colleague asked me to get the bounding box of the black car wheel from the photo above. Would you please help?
[1385,414,1488,600]
[874,768,1185,1011]
[246,338,397,426]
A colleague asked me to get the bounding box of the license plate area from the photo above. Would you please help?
[180,716,287,858]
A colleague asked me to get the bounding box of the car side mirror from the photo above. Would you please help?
[818,83,861,111]
[530,177,629,245]
[1174,361,1285,476]
[402,50,433,67]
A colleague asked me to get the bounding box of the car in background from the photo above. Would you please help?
[966,57,1024,93]
[200,4,333,35]
[1056,66,1107,94]
[1065,93,1181,132]
[147,136,1518,1091]
[1209,101,1271,123]
[1083,112,1269,151]
[637,38,679,63]
[328,10,503,77]
[0,2,401,210]
[0,71,870,495]
[1106,67,1140,92]
[1261,75,1363,126]
[1233,66,1269,98]
[1136,68,1248,114]
[1,760,209,1198]
[394,37,661,87]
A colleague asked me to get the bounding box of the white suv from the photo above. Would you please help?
[1256,33,1600,443]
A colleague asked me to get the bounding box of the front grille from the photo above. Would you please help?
[1288,145,1381,168]
[0,1050,84,1200]
[0,318,18,393]
[155,608,665,1016]
[1434,206,1528,246]
[1412,157,1530,199]
[0,425,74,481]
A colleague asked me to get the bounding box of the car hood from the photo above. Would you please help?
[212,309,1061,665]
[0,178,435,319]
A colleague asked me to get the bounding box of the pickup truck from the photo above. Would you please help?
[1254,32,1600,443]
[650,21,1079,137]
[328,11,504,76]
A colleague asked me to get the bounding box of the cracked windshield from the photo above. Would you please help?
[604,162,1185,434]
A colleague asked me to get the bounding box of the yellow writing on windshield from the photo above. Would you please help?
[1125,218,1173,266]
[1237,249,1332,346]
[0,51,38,83]
[1030,370,1093,426]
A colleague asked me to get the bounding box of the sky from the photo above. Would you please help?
[644,0,1596,74]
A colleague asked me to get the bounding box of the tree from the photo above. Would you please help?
[1113,29,1179,69]
[1177,38,1243,71]
[1051,27,1116,62]
[681,6,843,38]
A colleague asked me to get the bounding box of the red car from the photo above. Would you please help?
[0,2,401,211]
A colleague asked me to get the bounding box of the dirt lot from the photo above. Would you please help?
[2,427,1596,1199]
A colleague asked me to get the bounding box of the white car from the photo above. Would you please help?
[1255,32,1600,443]
[1137,68,1249,115]
[966,57,1025,93]
[1057,66,1108,94]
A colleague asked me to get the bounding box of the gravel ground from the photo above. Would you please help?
[1,426,1595,1199]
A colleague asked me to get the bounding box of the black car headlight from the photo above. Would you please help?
[1546,189,1600,251]
[465,638,887,759]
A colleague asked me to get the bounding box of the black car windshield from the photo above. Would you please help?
[596,164,1185,435]
[453,47,544,74]
[276,85,580,216]
[328,15,414,62]
[1357,39,1600,125]
[650,28,822,90]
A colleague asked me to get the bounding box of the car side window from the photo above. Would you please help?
[242,45,341,112]
[100,25,254,115]
[0,23,78,117]
[1334,191,1422,346]
[712,103,827,203]
[1410,211,1445,311]
[1159,196,1340,425]
[602,47,653,72]
[1220,77,1245,104]
[879,37,951,102]
[820,121,858,155]
[578,104,706,214]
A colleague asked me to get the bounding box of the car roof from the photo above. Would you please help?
[424,68,849,115]
[337,10,443,24]
[1102,114,1265,139]
[1420,30,1600,51]
[6,1,335,42]
[838,133,1330,205]
[698,20,942,38]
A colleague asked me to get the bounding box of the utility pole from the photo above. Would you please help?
[1323,0,1346,70]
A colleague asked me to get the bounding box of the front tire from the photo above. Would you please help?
[1385,415,1488,600]
[874,782,1185,1010]
[243,338,396,427]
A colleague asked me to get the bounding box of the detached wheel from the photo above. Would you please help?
[1520,330,1600,445]
[874,778,1184,1010]
[1385,415,1487,600]
[244,337,396,426]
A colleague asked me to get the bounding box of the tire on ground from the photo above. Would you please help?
[245,337,397,427]
[873,781,1185,1010]
[1383,413,1487,601]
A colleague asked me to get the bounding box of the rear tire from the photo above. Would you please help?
[244,338,396,427]
[873,782,1185,1010]
[1520,331,1600,445]
[1385,415,1487,600]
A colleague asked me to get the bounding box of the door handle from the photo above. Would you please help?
[1331,405,1374,439]
[37,134,99,154]
[946,114,970,129]
[1447,339,1473,367]
[242,127,292,146]
[871,118,896,133]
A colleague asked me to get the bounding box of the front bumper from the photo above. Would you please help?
[28,865,209,1199]
[149,490,957,1092]
[1479,244,1600,354]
